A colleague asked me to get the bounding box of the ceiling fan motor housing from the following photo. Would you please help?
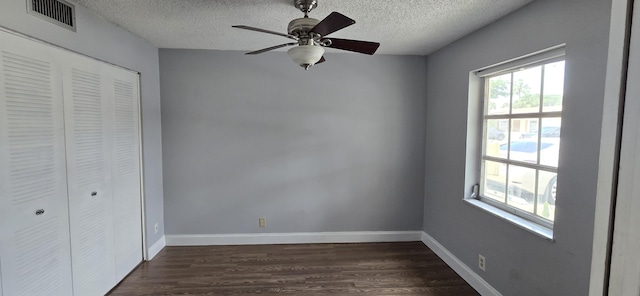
[288,18,320,38]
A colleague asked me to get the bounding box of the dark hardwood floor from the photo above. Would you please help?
[108,242,480,295]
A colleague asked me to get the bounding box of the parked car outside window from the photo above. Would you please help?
[488,126,505,141]
[497,139,558,206]
[520,126,561,139]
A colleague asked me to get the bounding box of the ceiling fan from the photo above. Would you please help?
[233,0,380,70]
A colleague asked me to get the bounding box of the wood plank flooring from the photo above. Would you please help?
[108,242,480,295]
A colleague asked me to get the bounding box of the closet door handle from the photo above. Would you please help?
[35,209,45,215]
[91,191,98,197]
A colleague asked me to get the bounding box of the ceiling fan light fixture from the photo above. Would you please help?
[287,45,325,70]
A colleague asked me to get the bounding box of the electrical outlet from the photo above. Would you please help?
[479,254,486,271]
[259,218,266,228]
[154,223,159,234]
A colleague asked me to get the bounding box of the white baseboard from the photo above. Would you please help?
[166,231,422,246]
[421,232,502,296]
[147,235,166,260]
[163,231,497,294]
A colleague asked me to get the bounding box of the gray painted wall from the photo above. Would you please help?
[0,0,165,248]
[160,50,426,234]
[423,0,611,295]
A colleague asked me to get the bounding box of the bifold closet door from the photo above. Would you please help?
[0,30,73,296]
[106,67,143,282]
[62,52,117,296]
[0,29,143,296]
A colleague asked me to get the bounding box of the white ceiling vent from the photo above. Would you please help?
[27,0,76,31]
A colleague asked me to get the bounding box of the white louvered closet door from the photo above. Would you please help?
[106,66,143,282]
[61,52,117,296]
[0,31,74,296]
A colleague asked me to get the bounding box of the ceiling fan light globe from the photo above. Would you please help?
[287,45,325,69]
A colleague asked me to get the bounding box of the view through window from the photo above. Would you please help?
[480,59,565,227]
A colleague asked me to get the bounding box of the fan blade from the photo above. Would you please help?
[316,56,326,64]
[246,43,298,55]
[232,25,298,40]
[324,38,380,55]
[310,12,355,37]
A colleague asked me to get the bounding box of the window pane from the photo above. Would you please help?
[536,170,557,221]
[511,118,539,141]
[512,66,542,114]
[485,120,506,158]
[541,117,561,138]
[488,74,511,115]
[540,118,561,167]
[507,118,540,163]
[543,61,565,112]
[507,164,535,213]
[482,160,506,202]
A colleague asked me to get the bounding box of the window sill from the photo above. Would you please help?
[464,199,554,241]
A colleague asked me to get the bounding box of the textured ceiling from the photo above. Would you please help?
[73,0,532,55]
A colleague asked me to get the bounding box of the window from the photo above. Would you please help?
[475,48,565,229]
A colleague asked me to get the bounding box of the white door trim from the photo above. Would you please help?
[588,0,634,294]
[607,0,640,293]
[135,73,150,262]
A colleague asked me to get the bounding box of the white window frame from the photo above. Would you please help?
[466,45,566,234]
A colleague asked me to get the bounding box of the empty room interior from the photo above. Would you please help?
[1,0,639,295]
